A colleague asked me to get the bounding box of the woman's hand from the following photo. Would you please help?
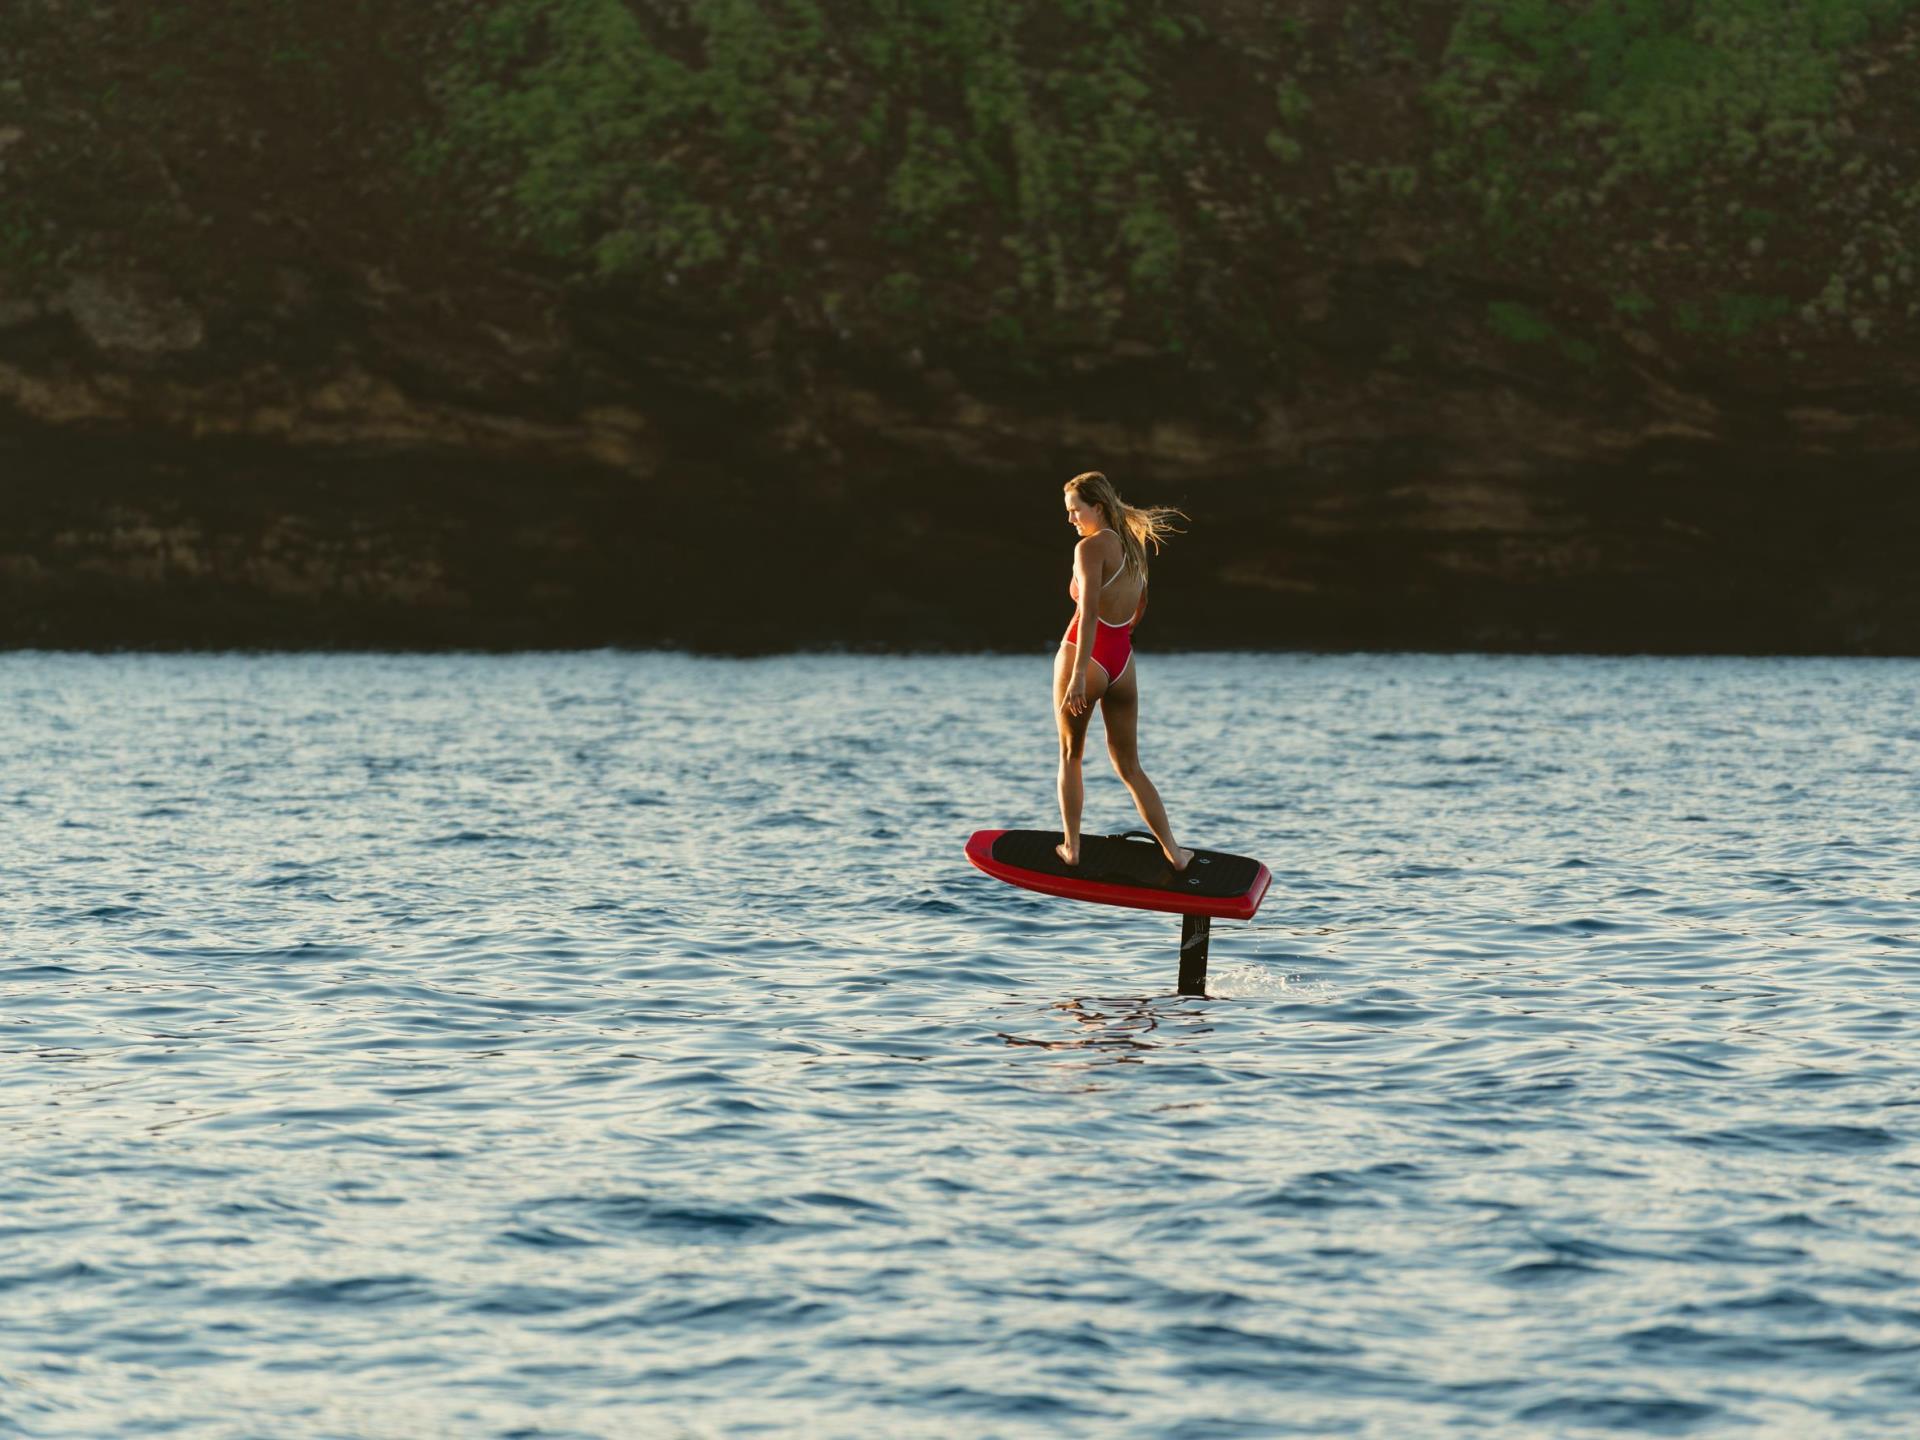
[1061,673,1089,716]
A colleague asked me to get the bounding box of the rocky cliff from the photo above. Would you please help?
[2,0,1917,652]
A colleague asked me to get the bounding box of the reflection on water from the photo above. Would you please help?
[1001,996,1173,1059]
[3,651,1919,1438]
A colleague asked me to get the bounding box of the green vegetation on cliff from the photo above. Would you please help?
[427,0,1219,345]
[1,0,1916,378]
[1437,0,1916,179]
[414,0,1920,368]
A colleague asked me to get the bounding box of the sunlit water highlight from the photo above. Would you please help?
[4,652,1919,1438]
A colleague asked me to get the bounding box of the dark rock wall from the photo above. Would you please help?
[1,1,1917,652]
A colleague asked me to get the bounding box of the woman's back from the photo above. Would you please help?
[1068,531,1144,624]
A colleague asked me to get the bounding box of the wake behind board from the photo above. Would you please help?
[965,829,1271,922]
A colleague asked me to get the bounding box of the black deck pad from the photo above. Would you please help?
[990,830,1263,900]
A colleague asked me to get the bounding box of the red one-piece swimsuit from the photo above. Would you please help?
[1063,570,1134,683]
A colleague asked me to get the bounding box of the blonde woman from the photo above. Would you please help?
[1055,470,1191,872]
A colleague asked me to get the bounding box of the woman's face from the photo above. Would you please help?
[1064,490,1103,536]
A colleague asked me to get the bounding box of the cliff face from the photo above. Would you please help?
[2,0,1918,652]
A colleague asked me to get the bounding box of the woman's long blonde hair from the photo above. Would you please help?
[1065,471,1186,582]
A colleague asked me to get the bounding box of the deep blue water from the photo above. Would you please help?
[4,651,1919,1438]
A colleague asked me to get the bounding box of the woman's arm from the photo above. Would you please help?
[1133,582,1148,626]
[1064,538,1101,714]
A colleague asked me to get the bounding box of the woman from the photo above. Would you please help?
[1054,470,1191,872]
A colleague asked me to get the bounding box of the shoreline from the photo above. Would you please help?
[7,641,1920,661]
[6,423,1916,660]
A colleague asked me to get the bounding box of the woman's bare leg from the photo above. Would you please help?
[1052,643,1107,865]
[1099,659,1192,870]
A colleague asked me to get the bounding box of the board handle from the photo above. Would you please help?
[1115,829,1211,873]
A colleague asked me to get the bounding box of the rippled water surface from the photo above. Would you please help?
[5,652,1920,1438]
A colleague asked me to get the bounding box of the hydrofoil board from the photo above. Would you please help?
[965,829,1270,922]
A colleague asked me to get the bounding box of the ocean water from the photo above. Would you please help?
[3,651,1919,1439]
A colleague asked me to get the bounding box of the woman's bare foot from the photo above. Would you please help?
[1055,840,1079,866]
[1167,846,1194,872]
